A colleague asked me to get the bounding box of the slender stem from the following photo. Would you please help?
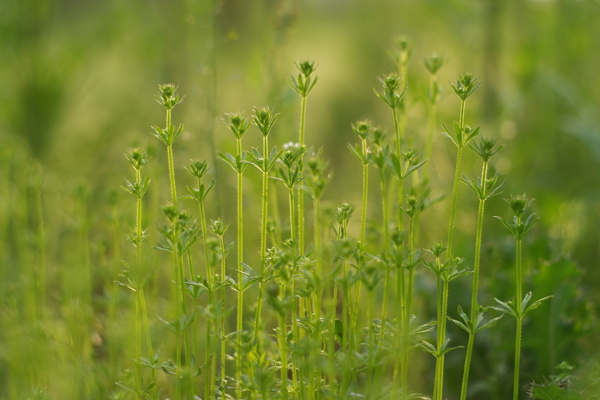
[255,135,269,347]
[514,239,523,400]
[360,139,368,246]
[167,144,177,206]
[236,136,244,394]
[433,267,443,400]
[314,196,323,324]
[471,162,488,321]
[459,99,466,130]
[460,161,489,400]
[288,185,299,391]
[424,73,438,182]
[392,107,404,229]
[446,146,463,260]
[135,292,142,399]
[351,138,369,364]
[436,278,450,400]
[299,96,307,146]
[367,287,376,399]
[139,288,155,398]
[402,216,416,394]
[298,95,307,253]
[392,255,406,396]
[279,304,289,400]
[219,234,227,383]
[380,167,391,329]
[135,163,154,398]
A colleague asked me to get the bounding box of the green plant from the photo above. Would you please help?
[493,195,551,400]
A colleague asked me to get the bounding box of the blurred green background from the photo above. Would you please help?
[1,0,600,398]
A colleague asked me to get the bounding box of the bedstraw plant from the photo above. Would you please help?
[98,46,557,400]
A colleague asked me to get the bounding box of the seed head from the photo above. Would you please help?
[210,218,229,236]
[451,73,480,101]
[297,60,317,78]
[428,242,447,258]
[370,127,386,147]
[391,35,413,67]
[471,137,503,162]
[156,83,182,110]
[252,106,279,137]
[224,113,251,139]
[279,142,305,168]
[335,202,356,225]
[352,120,372,140]
[290,60,318,97]
[161,204,179,222]
[187,160,210,179]
[423,53,445,75]
[505,194,534,218]
[125,148,150,170]
[375,72,406,109]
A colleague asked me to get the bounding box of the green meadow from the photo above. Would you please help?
[1,1,599,399]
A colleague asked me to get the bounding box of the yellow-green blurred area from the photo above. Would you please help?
[1,0,600,398]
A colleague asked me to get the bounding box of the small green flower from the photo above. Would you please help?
[223,113,251,139]
[252,106,279,137]
[155,83,182,110]
[451,73,480,101]
[424,53,445,75]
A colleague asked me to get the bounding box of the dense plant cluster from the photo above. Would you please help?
[1,38,593,400]
[111,41,550,400]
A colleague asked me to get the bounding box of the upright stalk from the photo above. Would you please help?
[290,60,318,254]
[254,134,269,345]
[513,239,523,400]
[379,165,390,324]
[438,72,480,400]
[459,161,488,400]
[251,107,279,350]
[151,84,189,399]
[220,113,251,397]
[235,135,244,392]
[122,148,153,399]
[445,101,466,260]
[423,53,445,182]
[494,195,539,400]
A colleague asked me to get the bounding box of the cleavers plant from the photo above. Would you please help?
[104,42,554,400]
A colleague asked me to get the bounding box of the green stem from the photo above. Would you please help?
[392,254,406,396]
[139,288,155,398]
[288,185,299,391]
[219,233,227,383]
[460,161,489,400]
[446,146,463,260]
[514,239,523,400]
[298,95,307,254]
[424,73,438,182]
[236,136,244,395]
[135,292,142,399]
[255,135,269,347]
[360,139,368,246]
[402,215,416,394]
[367,287,376,399]
[380,167,391,331]
[199,197,215,400]
[433,269,443,400]
[167,144,177,205]
[392,107,404,229]
[279,304,289,400]
[314,196,323,328]
[436,278,450,400]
